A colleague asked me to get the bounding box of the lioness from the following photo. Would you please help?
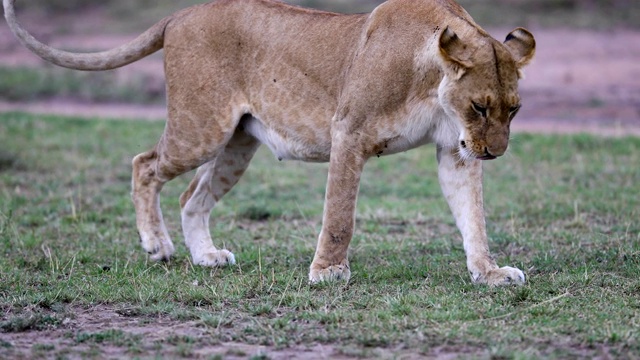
[4,0,535,285]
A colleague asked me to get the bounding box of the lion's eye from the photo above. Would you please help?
[509,104,521,118]
[472,102,487,117]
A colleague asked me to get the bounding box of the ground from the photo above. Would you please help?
[0,7,639,360]
[0,305,365,360]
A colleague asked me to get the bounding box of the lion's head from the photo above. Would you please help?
[437,27,535,160]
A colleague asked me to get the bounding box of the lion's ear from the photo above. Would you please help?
[438,27,472,80]
[503,28,536,69]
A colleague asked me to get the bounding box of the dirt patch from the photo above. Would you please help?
[500,28,640,136]
[0,305,462,359]
[0,99,167,121]
[0,305,313,359]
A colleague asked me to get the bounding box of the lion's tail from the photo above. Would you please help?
[3,0,170,71]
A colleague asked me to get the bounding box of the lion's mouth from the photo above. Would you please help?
[459,140,499,160]
[476,154,497,160]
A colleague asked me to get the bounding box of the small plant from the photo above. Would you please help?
[0,314,62,333]
[75,329,140,347]
[0,151,19,172]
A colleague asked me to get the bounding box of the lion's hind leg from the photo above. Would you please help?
[131,106,241,263]
[180,128,260,267]
[131,149,176,261]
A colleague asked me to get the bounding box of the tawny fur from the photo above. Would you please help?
[4,0,535,286]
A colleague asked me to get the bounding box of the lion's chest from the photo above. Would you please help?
[372,102,460,157]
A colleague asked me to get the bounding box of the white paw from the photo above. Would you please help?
[140,234,175,262]
[193,249,236,267]
[309,264,351,284]
[474,266,526,286]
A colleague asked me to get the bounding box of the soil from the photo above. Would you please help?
[0,11,638,360]
[1,304,470,359]
[0,305,345,359]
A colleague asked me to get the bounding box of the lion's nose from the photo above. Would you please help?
[488,142,508,157]
[486,136,509,157]
[485,128,510,157]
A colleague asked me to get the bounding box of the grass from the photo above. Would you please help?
[0,112,639,358]
[0,66,164,104]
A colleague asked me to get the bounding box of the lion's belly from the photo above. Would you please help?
[242,116,332,162]
[241,101,460,162]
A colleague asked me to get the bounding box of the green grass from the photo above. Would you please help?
[0,112,639,358]
[0,66,164,104]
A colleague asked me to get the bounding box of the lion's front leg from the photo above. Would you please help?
[437,146,525,286]
[309,131,367,283]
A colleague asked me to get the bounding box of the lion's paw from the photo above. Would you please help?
[309,263,351,284]
[141,234,175,262]
[193,249,236,267]
[473,266,525,286]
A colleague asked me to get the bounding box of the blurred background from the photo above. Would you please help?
[1,0,639,134]
[3,0,638,29]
